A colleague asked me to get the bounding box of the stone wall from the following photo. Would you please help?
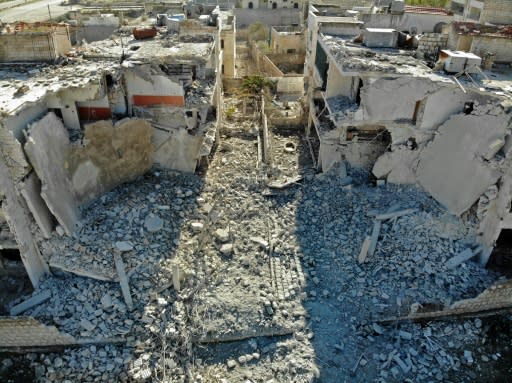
[417,33,448,59]
[69,119,154,204]
[471,36,512,63]
[0,29,71,62]
[479,0,512,25]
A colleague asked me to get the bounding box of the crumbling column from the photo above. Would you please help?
[0,151,49,287]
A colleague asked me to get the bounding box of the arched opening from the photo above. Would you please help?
[248,1,253,9]
[433,22,447,34]
[272,2,277,9]
[294,2,299,8]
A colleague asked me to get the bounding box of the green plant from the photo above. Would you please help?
[225,105,236,119]
[241,75,272,95]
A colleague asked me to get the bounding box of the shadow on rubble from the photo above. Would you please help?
[273,147,506,382]
[4,168,207,382]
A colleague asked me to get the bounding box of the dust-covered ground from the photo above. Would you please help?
[1,114,511,382]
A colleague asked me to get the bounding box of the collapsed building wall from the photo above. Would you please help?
[24,112,80,235]
[124,65,186,114]
[479,0,512,25]
[416,107,509,215]
[0,25,224,286]
[73,14,120,44]
[68,118,154,204]
[306,24,512,262]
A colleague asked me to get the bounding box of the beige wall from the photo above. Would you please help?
[471,36,512,63]
[221,28,236,78]
[271,30,305,54]
[325,65,356,100]
[479,0,512,25]
[0,27,71,62]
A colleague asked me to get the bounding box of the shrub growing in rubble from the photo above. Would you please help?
[241,75,272,95]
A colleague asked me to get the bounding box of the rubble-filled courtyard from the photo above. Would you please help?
[2,126,511,382]
[1,0,512,382]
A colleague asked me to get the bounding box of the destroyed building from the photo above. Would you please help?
[305,2,512,264]
[0,15,229,286]
[1,1,512,382]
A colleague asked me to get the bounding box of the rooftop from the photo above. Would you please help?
[451,22,512,39]
[85,32,214,64]
[320,33,512,99]
[320,33,437,77]
[0,33,215,116]
[0,61,110,115]
[0,21,69,34]
[404,5,453,16]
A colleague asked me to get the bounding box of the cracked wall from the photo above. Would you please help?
[68,118,154,204]
[24,112,79,235]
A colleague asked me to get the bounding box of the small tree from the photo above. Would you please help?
[241,75,272,95]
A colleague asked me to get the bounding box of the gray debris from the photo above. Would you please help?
[115,241,134,252]
[144,214,163,232]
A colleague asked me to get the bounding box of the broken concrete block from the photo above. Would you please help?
[214,228,229,242]
[417,112,507,215]
[80,318,96,332]
[445,248,475,269]
[10,290,52,316]
[101,293,113,309]
[55,225,65,236]
[250,236,269,248]
[375,208,417,221]
[24,112,80,235]
[368,221,381,257]
[190,222,204,233]
[398,330,412,340]
[20,173,54,239]
[144,215,163,233]
[172,263,182,291]
[115,241,134,252]
[358,236,372,264]
[220,243,233,255]
[372,148,419,185]
[393,354,411,373]
[114,253,133,311]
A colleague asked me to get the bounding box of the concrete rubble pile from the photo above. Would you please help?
[1,126,501,382]
[1,2,512,382]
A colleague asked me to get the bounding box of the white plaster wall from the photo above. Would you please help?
[361,77,440,122]
[373,147,420,184]
[362,13,452,34]
[417,109,509,215]
[4,103,47,142]
[77,95,110,108]
[152,127,203,172]
[471,36,512,63]
[124,68,184,114]
[420,88,491,130]
[344,140,389,169]
[325,66,355,100]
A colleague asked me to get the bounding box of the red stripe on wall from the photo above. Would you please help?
[78,107,112,120]
[132,95,185,107]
